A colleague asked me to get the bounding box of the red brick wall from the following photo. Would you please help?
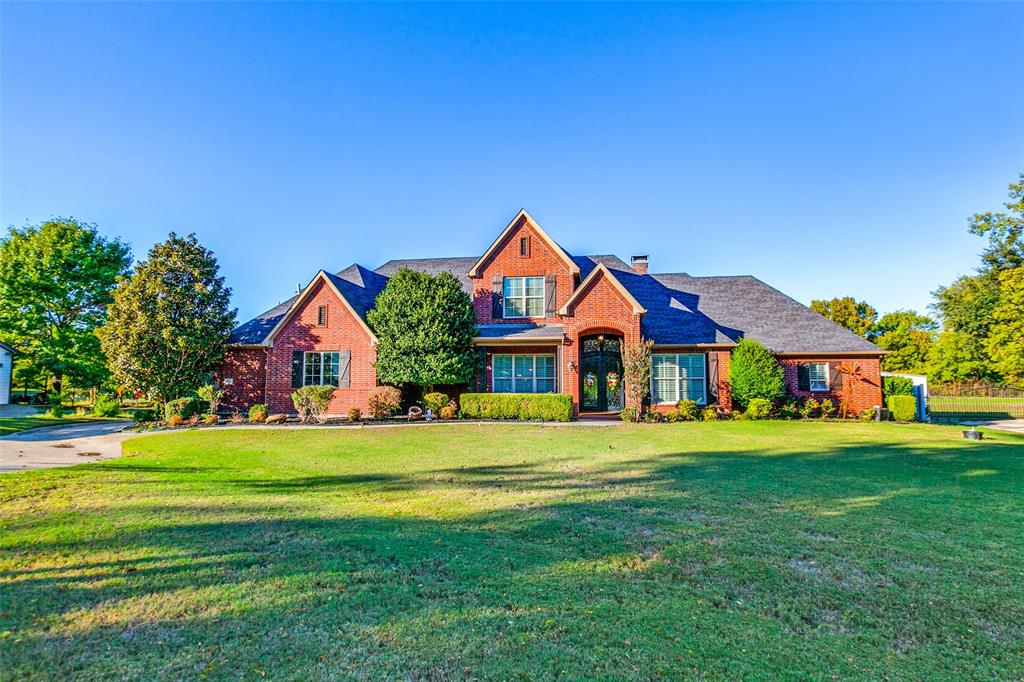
[219,347,267,413]
[472,216,576,324]
[264,279,379,415]
[778,356,883,415]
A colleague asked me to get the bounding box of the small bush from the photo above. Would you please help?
[730,410,743,420]
[248,404,268,422]
[230,412,245,424]
[778,398,801,420]
[619,406,639,423]
[197,384,225,415]
[675,400,699,421]
[423,392,449,415]
[348,407,361,423]
[819,398,836,419]
[368,387,402,419]
[745,398,773,420]
[642,408,664,423]
[132,408,157,423]
[860,407,877,422]
[799,397,819,419]
[291,385,335,423]
[887,395,917,422]
[48,401,64,418]
[883,376,914,397]
[700,406,718,421]
[92,394,121,417]
[168,414,185,427]
[438,403,457,420]
[203,414,218,425]
[459,393,573,422]
[165,397,207,422]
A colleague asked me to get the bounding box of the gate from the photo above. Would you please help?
[928,382,1024,422]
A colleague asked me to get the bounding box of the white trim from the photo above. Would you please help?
[558,263,646,316]
[303,350,341,387]
[502,276,546,319]
[263,271,378,346]
[650,352,707,405]
[468,209,579,279]
[807,361,830,392]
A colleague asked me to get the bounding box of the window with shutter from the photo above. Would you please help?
[651,353,707,404]
[807,362,829,392]
[502,277,545,318]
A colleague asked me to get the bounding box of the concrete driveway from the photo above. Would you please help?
[0,420,134,473]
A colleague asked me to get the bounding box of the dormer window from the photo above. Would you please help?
[519,236,530,257]
[503,276,544,318]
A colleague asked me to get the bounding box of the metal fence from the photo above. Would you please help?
[928,382,1024,422]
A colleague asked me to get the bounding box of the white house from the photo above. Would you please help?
[0,342,14,405]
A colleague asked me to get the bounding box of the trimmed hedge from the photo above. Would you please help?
[883,376,914,397]
[164,396,208,422]
[886,395,917,422]
[459,393,573,422]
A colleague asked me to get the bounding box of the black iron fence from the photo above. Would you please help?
[928,382,1024,422]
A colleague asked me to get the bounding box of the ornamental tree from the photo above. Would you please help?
[622,338,653,420]
[0,218,131,397]
[97,233,235,405]
[729,338,785,409]
[366,268,477,388]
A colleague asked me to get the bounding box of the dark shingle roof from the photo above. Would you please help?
[329,265,390,319]
[572,254,631,279]
[475,323,564,340]
[374,257,477,294]
[619,269,881,353]
[228,297,294,344]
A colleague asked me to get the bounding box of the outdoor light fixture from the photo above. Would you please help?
[568,361,577,372]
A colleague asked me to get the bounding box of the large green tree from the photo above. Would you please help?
[927,330,996,383]
[985,267,1024,385]
[869,310,937,374]
[809,296,878,337]
[968,174,1024,271]
[97,233,235,405]
[366,268,477,388]
[0,218,131,396]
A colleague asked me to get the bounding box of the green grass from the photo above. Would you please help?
[1,422,1022,680]
[0,414,120,436]
[929,396,1024,420]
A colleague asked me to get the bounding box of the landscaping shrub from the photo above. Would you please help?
[819,398,836,419]
[883,376,914,397]
[458,393,573,422]
[729,338,785,410]
[48,401,64,418]
[745,398,773,420]
[291,385,335,423]
[92,394,121,417]
[132,408,157,423]
[164,396,207,422]
[619,406,639,423]
[700,406,718,421]
[203,414,218,425]
[248,403,268,422]
[230,412,245,424]
[167,414,185,427]
[778,397,801,420]
[860,407,877,422]
[675,400,699,421]
[642,408,664,423]
[799,397,819,419]
[887,395,917,422]
[197,384,225,415]
[423,392,449,415]
[348,407,361,423]
[368,386,402,419]
[438,403,457,420]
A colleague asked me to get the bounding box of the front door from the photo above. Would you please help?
[580,335,624,412]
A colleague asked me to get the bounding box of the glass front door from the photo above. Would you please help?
[580,335,624,412]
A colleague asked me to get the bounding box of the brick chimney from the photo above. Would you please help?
[631,255,649,275]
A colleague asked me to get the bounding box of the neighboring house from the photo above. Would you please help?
[221,210,884,417]
[0,342,14,405]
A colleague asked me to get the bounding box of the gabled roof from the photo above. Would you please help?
[374,257,477,294]
[467,210,580,278]
[558,263,646,316]
[261,269,379,346]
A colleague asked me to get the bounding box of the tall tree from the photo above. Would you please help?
[366,268,477,388]
[809,296,878,337]
[985,267,1024,385]
[97,233,235,405]
[869,310,937,374]
[968,174,1024,272]
[0,218,131,396]
[927,330,997,383]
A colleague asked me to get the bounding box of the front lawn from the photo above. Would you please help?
[1,422,1021,679]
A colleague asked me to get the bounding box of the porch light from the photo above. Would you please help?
[568,361,577,372]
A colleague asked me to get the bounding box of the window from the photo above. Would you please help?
[808,362,829,392]
[651,353,706,404]
[503,276,545,317]
[519,236,530,257]
[317,305,327,326]
[304,351,340,386]
[493,354,556,393]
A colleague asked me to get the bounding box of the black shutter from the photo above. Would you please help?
[339,350,351,388]
[545,275,557,316]
[829,362,843,392]
[492,276,503,319]
[707,353,719,404]
[291,351,304,388]
[797,364,810,392]
[477,347,488,391]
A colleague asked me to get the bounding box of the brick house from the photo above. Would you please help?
[220,210,884,417]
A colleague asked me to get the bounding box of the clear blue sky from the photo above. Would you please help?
[3,2,1022,323]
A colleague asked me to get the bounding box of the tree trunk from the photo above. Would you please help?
[52,372,63,404]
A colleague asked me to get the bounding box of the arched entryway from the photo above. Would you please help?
[579,334,624,412]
